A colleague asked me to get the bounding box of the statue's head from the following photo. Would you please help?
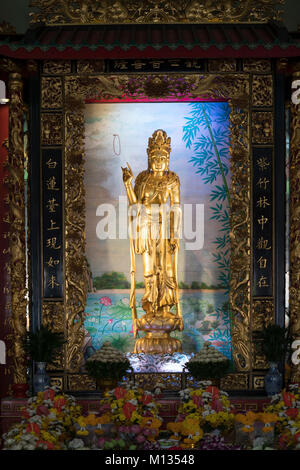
[147,129,171,173]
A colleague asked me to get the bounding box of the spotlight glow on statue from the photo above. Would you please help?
[122,129,184,354]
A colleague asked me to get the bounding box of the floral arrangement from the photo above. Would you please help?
[2,387,82,450]
[166,382,235,448]
[99,383,162,432]
[198,433,242,450]
[234,410,277,449]
[264,383,300,449]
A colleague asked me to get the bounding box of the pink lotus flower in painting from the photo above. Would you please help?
[99,296,112,307]
[108,319,113,324]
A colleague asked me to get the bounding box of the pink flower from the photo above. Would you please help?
[99,296,112,306]
[98,438,106,448]
[108,319,113,324]
[130,425,141,434]
[36,405,50,416]
[136,434,146,443]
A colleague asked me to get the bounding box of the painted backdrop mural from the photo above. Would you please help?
[83,102,231,362]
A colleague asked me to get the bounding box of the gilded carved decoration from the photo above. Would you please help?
[67,374,96,391]
[208,59,236,73]
[221,373,248,390]
[64,96,88,372]
[41,77,63,109]
[289,65,300,383]
[42,301,65,332]
[252,299,274,331]
[0,21,16,34]
[61,72,252,381]
[252,112,273,144]
[8,73,28,384]
[49,377,64,390]
[252,75,273,107]
[253,376,265,390]
[77,60,105,74]
[41,114,63,146]
[43,60,71,75]
[134,373,182,391]
[29,0,284,25]
[243,59,271,73]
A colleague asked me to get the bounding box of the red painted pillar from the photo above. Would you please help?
[0,104,14,398]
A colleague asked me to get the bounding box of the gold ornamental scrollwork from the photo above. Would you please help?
[43,60,71,75]
[290,64,300,383]
[252,75,273,107]
[64,95,88,372]
[29,0,284,25]
[62,72,251,382]
[42,302,65,332]
[221,373,249,390]
[67,374,96,391]
[41,113,63,146]
[41,77,63,109]
[243,59,271,73]
[252,112,273,144]
[8,73,28,384]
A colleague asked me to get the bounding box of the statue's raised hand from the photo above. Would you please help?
[121,162,133,185]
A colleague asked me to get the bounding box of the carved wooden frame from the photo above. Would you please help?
[38,62,275,391]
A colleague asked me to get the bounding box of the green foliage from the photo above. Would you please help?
[135,281,145,288]
[108,334,134,352]
[179,281,189,289]
[23,326,65,364]
[256,324,291,363]
[93,272,130,289]
[107,299,132,319]
[185,359,230,380]
[85,358,130,380]
[183,103,230,294]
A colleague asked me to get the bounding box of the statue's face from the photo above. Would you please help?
[150,151,169,173]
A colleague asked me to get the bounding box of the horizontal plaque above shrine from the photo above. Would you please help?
[28,0,284,25]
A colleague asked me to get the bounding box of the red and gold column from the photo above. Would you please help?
[8,73,27,385]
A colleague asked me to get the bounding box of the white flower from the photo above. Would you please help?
[68,439,85,450]
[43,399,53,406]
[202,410,210,417]
[128,399,138,406]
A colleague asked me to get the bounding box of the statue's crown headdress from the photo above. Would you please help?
[147,130,171,165]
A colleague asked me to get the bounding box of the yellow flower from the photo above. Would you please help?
[241,425,254,433]
[167,422,182,434]
[119,414,126,421]
[262,426,274,433]
[126,391,135,400]
[97,414,111,424]
[77,429,89,436]
[130,411,140,423]
[41,431,56,443]
[85,414,98,426]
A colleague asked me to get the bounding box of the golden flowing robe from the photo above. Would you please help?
[123,129,183,354]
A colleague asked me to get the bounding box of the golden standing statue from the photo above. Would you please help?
[122,129,184,354]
